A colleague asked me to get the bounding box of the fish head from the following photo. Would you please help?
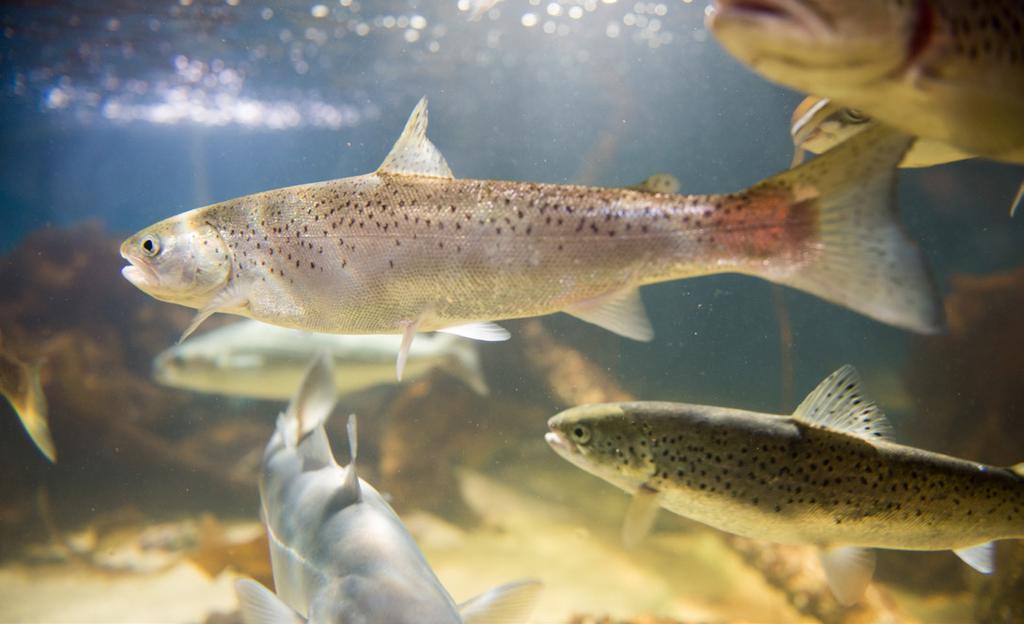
[546,404,657,490]
[791,96,873,156]
[707,0,922,94]
[120,215,232,309]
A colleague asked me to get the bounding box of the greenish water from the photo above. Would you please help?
[1,2,1022,623]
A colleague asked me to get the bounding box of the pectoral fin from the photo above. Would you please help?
[234,579,305,624]
[180,281,250,343]
[564,287,654,342]
[819,546,875,606]
[622,484,660,549]
[458,579,543,624]
[954,542,994,574]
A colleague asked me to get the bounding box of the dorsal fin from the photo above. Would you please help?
[377,97,454,179]
[341,413,361,501]
[281,354,337,451]
[792,365,892,442]
[626,173,680,194]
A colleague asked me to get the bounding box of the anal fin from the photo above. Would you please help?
[564,287,654,341]
[954,542,994,574]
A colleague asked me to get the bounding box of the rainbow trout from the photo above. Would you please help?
[545,366,1024,605]
[707,0,1024,164]
[121,99,941,378]
[235,354,541,623]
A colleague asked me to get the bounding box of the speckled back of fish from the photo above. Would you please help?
[546,365,1024,604]
[122,99,942,356]
[708,0,1024,163]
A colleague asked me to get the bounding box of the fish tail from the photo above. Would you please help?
[748,124,944,334]
[7,360,57,463]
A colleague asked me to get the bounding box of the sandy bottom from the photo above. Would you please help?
[0,466,973,624]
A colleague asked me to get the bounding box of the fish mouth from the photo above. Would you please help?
[119,240,158,288]
[710,0,833,39]
[544,430,578,459]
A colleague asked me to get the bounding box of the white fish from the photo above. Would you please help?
[153,320,488,400]
[234,355,541,624]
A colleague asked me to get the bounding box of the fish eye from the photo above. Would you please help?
[141,235,161,257]
[570,425,591,444]
[842,108,868,124]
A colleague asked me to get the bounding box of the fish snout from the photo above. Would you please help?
[709,0,833,40]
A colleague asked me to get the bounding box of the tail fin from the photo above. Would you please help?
[278,354,337,456]
[444,339,490,396]
[751,123,944,334]
[2,357,56,463]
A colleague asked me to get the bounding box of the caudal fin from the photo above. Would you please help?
[2,358,56,463]
[751,124,944,334]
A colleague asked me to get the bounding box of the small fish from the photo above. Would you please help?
[122,98,942,380]
[790,95,1024,215]
[234,355,541,623]
[545,365,1024,605]
[707,0,1024,164]
[0,332,55,462]
[153,319,488,400]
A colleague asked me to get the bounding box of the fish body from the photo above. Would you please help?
[789,95,1024,214]
[234,355,540,623]
[708,0,1024,164]
[546,366,1024,604]
[0,335,55,462]
[153,320,488,399]
[122,99,942,373]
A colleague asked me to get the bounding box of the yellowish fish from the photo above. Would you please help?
[546,365,1024,605]
[0,332,55,462]
[121,99,942,378]
[708,0,1024,164]
[790,95,1024,215]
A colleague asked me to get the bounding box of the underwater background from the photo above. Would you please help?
[1,1,1023,622]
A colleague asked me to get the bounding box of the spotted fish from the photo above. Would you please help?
[790,95,1024,215]
[545,365,1024,605]
[234,354,541,624]
[121,98,942,379]
[708,0,1024,164]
